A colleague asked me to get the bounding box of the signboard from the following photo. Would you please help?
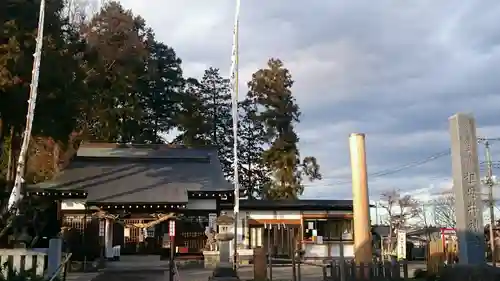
[162,234,171,248]
[397,231,406,260]
[169,220,176,237]
[208,213,217,230]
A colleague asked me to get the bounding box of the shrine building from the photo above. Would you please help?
[27,143,357,262]
[27,143,233,259]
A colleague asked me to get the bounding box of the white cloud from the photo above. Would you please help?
[116,0,500,201]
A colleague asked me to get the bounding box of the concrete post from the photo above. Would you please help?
[219,239,231,264]
[47,238,62,278]
[349,133,372,264]
[104,218,113,259]
[253,247,267,281]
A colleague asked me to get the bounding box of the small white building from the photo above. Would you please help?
[220,199,355,261]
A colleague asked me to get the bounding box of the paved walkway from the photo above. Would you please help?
[65,272,102,281]
[65,256,168,281]
[176,263,326,281]
[64,256,428,281]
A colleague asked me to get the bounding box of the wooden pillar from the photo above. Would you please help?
[349,133,372,264]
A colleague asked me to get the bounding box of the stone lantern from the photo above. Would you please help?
[215,214,235,264]
[210,214,239,280]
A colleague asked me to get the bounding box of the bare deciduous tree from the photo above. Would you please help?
[64,0,100,26]
[433,194,456,228]
[380,189,420,254]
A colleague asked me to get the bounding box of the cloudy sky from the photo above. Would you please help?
[116,0,500,202]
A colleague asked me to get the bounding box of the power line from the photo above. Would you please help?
[307,149,451,187]
[369,150,450,177]
[304,136,500,188]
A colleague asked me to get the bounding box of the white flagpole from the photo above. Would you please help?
[8,0,46,212]
[229,0,241,270]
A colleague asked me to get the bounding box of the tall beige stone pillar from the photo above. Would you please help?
[349,133,372,264]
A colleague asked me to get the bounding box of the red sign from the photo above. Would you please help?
[169,220,176,237]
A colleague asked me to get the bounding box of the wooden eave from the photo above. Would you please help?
[188,190,233,199]
[25,189,88,199]
[90,202,187,211]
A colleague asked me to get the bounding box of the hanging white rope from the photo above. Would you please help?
[229,0,241,268]
[7,0,46,212]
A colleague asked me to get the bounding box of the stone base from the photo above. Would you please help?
[203,249,254,269]
[440,264,500,281]
[209,263,239,281]
[204,251,220,269]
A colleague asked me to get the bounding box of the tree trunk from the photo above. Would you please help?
[0,118,3,155]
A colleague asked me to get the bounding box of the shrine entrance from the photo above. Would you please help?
[120,213,210,256]
[175,215,208,257]
[258,224,300,260]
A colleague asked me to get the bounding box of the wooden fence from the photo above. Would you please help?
[323,259,410,281]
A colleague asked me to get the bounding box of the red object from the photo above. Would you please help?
[178,247,188,254]
[440,228,456,250]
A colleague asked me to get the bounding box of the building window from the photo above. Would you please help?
[303,219,353,241]
[147,226,155,238]
[99,220,105,237]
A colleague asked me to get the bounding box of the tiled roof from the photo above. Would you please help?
[30,143,232,204]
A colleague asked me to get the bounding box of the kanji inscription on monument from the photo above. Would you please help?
[449,113,485,264]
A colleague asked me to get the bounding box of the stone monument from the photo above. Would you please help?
[449,113,485,264]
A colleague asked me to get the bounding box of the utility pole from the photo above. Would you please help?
[479,137,497,266]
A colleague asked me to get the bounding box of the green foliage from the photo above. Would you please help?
[79,1,149,142]
[175,78,210,146]
[138,36,184,143]
[246,59,322,199]
[0,0,80,142]
[199,68,233,177]
[175,67,233,171]
[0,0,322,202]
[0,137,10,180]
[237,99,269,197]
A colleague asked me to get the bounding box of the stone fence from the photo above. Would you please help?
[0,249,47,277]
